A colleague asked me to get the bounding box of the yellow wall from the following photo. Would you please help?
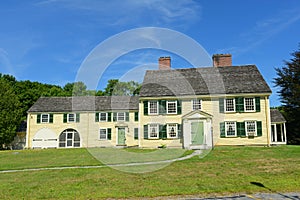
[139,95,271,148]
[26,112,139,148]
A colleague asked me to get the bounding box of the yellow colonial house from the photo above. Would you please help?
[26,54,286,149]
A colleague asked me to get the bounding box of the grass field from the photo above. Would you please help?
[0,146,299,199]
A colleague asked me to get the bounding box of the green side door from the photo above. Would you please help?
[118,128,126,145]
[191,121,204,145]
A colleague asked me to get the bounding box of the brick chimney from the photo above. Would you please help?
[159,56,171,70]
[212,54,232,67]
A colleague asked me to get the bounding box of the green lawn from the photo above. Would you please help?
[0,146,299,199]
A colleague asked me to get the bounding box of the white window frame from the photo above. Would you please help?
[148,124,159,139]
[99,128,108,140]
[41,114,50,123]
[99,112,108,122]
[244,98,256,112]
[148,101,158,115]
[225,121,237,137]
[225,98,235,112]
[192,99,202,111]
[167,100,177,114]
[117,112,125,121]
[245,121,257,136]
[167,124,178,138]
[67,113,75,123]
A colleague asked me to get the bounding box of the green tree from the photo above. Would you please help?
[0,79,22,149]
[103,79,141,96]
[274,45,300,144]
[63,82,91,96]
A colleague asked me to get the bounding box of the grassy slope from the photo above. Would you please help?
[0,146,299,199]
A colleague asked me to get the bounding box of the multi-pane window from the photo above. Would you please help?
[41,114,49,123]
[167,101,177,114]
[192,99,201,110]
[99,129,107,140]
[246,121,256,136]
[225,122,236,137]
[149,124,159,139]
[244,98,255,112]
[167,124,177,138]
[99,112,107,121]
[225,99,235,112]
[117,112,125,121]
[149,101,158,115]
[68,113,75,123]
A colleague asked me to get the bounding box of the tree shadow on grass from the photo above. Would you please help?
[250,182,299,200]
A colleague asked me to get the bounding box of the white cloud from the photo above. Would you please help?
[36,0,202,28]
[223,8,300,56]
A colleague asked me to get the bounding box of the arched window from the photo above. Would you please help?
[59,129,80,148]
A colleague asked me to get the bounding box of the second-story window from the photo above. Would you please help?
[68,113,75,123]
[244,98,255,112]
[99,112,107,122]
[149,101,158,115]
[41,114,50,123]
[117,112,125,121]
[225,99,235,112]
[167,100,177,114]
[192,99,202,110]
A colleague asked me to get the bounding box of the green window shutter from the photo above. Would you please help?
[49,114,53,123]
[219,98,224,113]
[134,112,139,121]
[257,121,262,136]
[107,128,112,140]
[255,97,261,112]
[37,114,41,123]
[220,122,225,138]
[95,113,99,122]
[113,112,117,121]
[159,100,166,115]
[237,122,246,137]
[235,97,244,113]
[144,101,148,115]
[177,124,182,138]
[144,125,148,139]
[125,112,129,121]
[76,113,80,123]
[63,113,68,123]
[177,100,182,114]
[107,112,111,122]
[159,124,167,139]
[134,128,139,140]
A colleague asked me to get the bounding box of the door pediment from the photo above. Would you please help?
[182,110,213,120]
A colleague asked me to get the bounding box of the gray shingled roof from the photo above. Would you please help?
[270,109,286,123]
[28,96,139,113]
[140,65,272,97]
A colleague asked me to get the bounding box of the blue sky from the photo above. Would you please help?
[0,0,300,106]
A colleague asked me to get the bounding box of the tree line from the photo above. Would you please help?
[0,75,140,149]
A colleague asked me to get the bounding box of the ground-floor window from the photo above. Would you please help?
[225,121,236,137]
[245,121,256,136]
[149,124,159,139]
[59,129,80,148]
[167,124,177,138]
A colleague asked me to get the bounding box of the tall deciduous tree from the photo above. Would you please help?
[0,79,22,149]
[274,45,300,144]
[103,79,141,96]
